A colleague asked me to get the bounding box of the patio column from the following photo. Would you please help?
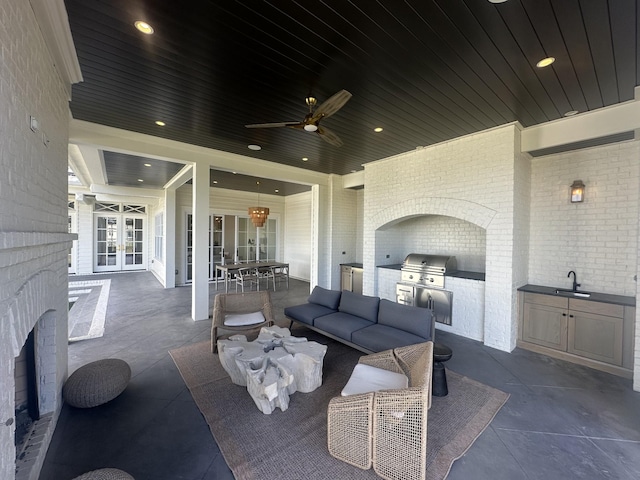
[192,162,210,321]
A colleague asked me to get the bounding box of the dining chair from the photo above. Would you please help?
[235,267,259,292]
[270,264,289,290]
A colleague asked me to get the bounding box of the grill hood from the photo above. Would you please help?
[401,254,457,273]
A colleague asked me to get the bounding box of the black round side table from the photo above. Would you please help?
[432,343,453,397]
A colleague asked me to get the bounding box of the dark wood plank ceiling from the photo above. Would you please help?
[65,0,639,184]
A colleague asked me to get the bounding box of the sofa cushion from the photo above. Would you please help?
[284,303,335,326]
[314,312,374,341]
[338,290,380,323]
[308,286,342,310]
[377,299,433,340]
[352,324,428,353]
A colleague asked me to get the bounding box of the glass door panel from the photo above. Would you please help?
[237,217,257,262]
[123,217,145,270]
[95,216,120,271]
[186,213,216,283]
[186,214,193,282]
[212,215,224,278]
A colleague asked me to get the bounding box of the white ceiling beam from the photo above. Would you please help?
[67,144,92,187]
[90,184,163,198]
[521,90,640,152]
[342,170,364,189]
[70,119,329,186]
[77,145,107,185]
[164,164,193,190]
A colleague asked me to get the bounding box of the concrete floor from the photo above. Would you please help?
[40,272,640,479]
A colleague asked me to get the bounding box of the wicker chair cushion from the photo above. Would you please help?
[63,359,131,408]
[71,468,134,479]
[223,311,265,326]
[341,363,408,396]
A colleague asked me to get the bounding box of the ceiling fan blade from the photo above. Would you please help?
[317,126,344,147]
[245,121,300,128]
[311,90,352,121]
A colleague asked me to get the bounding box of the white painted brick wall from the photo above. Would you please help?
[363,125,520,352]
[437,277,485,341]
[0,0,72,478]
[528,141,640,296]
[396,216,487,272]
[376,268,401,301]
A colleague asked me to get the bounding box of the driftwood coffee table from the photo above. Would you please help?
[217,326,327,414]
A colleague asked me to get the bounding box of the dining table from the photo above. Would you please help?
[215,261,289,293]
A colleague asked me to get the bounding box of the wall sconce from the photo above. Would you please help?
[570,180,585,203]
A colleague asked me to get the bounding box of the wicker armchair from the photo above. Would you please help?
[327,341,434,480]
[211,291,275,353]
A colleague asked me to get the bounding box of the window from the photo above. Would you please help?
[154,213,163,261]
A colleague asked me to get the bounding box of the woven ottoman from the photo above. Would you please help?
[63,359,131,408]
[72,468,134,480]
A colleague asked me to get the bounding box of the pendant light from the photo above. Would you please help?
[248,181,270,227]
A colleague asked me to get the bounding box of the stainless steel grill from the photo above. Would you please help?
[400,254,457,289]
[397,253,456,326]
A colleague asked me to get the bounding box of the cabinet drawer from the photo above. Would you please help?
[524,292,568,309]
[569,298,624,318]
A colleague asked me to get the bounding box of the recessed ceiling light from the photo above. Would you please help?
[248,144,261,150]
[134,21,154,34]
[213,180,218,184]
[302,157,308,162]
[488,0,509,4]
[564,110,579,117]
[232,171,237,174]
[536,57,555,68]
[155,120,165,126]
[351,170,357,173]
[144,163,151,167]
[137,179,144,182]
[374,127,383,133]
[275,189,279,193]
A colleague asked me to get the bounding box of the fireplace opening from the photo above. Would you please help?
[14,329,40,459]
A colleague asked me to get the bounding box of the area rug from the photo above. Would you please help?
[170,339,509,480]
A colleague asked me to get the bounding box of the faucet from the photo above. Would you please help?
[567,270,580,292]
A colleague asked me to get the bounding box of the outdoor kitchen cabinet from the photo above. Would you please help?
[340,264,363,295]
[518,291,635,377]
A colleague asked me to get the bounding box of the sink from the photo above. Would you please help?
[554,288,591,298]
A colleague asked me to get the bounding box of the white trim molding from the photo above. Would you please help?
[30,0,83,98]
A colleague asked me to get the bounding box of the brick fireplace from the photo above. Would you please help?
[1,245,71,480]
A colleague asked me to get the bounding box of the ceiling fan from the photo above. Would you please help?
[245,90,352,147]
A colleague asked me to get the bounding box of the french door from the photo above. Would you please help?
[94,203,146,272]
[185,213,277,283]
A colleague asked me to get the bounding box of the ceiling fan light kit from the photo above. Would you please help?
[245,89,352,147]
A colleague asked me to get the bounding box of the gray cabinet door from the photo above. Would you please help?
[568,311,623,365]
[522,303,568,351]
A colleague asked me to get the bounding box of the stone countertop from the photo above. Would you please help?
[340,263,363,269]
[377,263,402,270]
[376,264,485,281]
[518,284,636,307]
[446,270,485,281]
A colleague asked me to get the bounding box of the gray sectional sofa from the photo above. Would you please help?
[284,286,434,354]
